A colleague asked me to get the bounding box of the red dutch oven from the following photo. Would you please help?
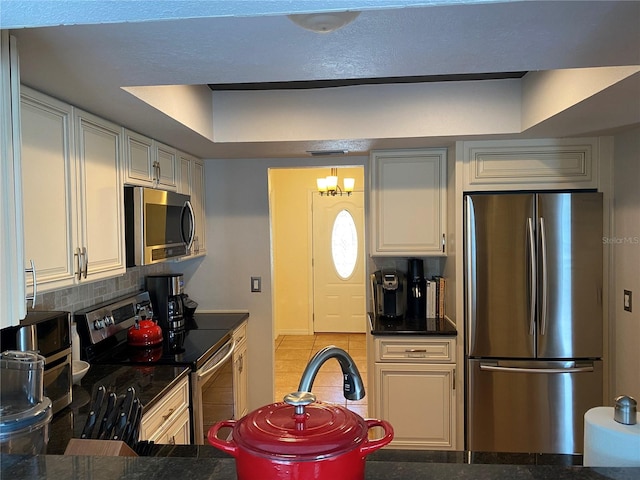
[207,391,393,480]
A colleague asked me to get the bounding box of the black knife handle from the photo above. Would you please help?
[81,385,106,439]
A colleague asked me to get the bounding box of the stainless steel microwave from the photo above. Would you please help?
[124,186,195,266]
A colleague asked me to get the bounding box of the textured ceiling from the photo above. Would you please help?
[6,0,640,158]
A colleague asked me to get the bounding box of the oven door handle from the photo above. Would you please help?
[197,338,236,380]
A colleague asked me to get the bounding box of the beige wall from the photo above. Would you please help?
[611,127,640,402]
[270,167,365,335]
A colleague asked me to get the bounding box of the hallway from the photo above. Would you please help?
[274,333,367,417]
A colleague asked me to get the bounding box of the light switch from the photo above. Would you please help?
[624,290,632,312]
[251,276,261,293]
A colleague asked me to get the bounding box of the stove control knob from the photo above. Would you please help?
[93,318,104,330]
[104,315,115,326]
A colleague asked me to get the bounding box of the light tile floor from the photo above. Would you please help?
[274,333,368,418]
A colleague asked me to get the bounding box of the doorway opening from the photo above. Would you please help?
[269,166,366,337]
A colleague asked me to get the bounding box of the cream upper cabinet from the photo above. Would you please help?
[1,32,26,327]
[177,150,206,257]
[73,108,126,283]
[123,129,177,191]
[21,88,126,295]
[370,335,457,450]
[20,87,78,293]
[370,148,447,256]
[460,138,601,191]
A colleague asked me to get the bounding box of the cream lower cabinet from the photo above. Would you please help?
[20,87,125,295]
[233,321,248,418]
[371,336,456,450]
[140,375,190,445]
[370,148,447,256]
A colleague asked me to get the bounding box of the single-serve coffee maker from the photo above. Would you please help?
[371,270,406,319]
[146,273,186,351]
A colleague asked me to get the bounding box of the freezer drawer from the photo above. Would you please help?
[466,359,603,454]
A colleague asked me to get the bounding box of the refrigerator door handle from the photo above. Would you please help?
[527,217,536,336]
[465,197,476,355]
[539,216,548,336]
[479,364,594,374]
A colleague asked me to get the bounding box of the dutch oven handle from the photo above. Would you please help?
[207,420,239,457]
[359,419,394,455]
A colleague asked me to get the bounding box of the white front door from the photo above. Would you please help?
[312,192,365,333]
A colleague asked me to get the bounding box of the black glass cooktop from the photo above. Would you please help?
[369,313,457,335]
[89,313,248,370]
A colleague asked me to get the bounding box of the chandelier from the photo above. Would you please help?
[317,168,355,196]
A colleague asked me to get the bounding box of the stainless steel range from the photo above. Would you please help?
[74,292,245,444]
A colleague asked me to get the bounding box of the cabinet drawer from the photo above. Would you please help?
[140,376,189,440]
[375,337,455,363]
[233,321,248,346]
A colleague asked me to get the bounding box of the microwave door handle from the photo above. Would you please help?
[182,200,195,251]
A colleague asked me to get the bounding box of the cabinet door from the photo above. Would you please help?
[74,109,125,282]
[374,362,455,449]
[191,158,206,255]
[233,322,248,418]
[177,153,191,195]
[20,87,78,292]
[370,149,447,256]
[123,129,154,186]
[1,32,26,326]
[155,141,177,190]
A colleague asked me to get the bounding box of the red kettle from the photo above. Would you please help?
[127,317,163,347]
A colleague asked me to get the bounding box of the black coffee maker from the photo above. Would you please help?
[146,273,186,351]
[406,258,427,319]
[371,270,406,319]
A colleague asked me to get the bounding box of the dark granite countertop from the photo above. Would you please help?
[2,451,638,479]
[369,312,457,335]
[47,363,190,455]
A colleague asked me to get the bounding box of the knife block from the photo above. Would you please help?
[64,438,138,457]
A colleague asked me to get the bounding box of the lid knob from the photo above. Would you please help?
[614,395,637,425]
[283,391,316,415]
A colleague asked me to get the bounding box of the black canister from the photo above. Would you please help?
[406,258,426,319]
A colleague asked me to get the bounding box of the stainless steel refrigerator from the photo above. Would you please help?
[464,192,603,455]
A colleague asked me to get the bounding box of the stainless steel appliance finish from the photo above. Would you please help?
[191,335,235,445]
[464,192,604,454]
[0,311,73,415]
[124,186,195,266]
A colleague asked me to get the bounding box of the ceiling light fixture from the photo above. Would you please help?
[317,168,355,196]
[287,11,360,33]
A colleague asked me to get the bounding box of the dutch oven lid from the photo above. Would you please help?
[233,392,367,458]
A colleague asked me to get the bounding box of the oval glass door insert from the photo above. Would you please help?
[331,209,358,279]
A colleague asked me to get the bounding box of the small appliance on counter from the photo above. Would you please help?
[406,258,427,319]
[146,273,186,351]
[371,270,406,319]
[0,350,53,455]
[0,310,72,414]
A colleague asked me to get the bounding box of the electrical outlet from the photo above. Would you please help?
[624,290,632,312]
[251,276,262,293]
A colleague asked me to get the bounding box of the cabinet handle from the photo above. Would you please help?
[25,259,37,307]
[405,349,427,353]
[82,247,88,279]
[452,368,456,390]
[169,435,176,445]
[75,247,82,281]
[162,408,175,422]
[442,233,446,253]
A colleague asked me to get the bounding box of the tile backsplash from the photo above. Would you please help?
[29,263,170,315]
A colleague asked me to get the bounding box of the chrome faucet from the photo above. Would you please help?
[297,345,365,401]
